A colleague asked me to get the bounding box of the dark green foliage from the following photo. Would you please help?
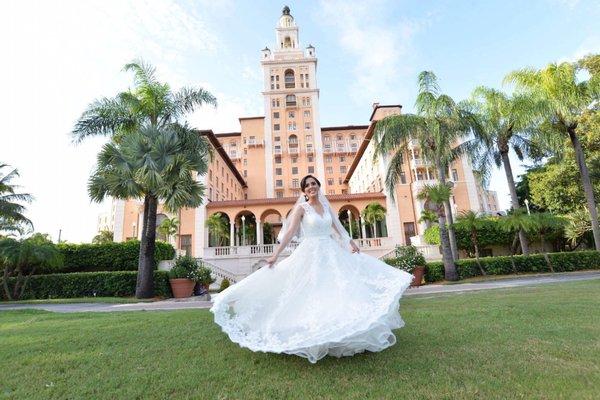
[385,250,600,282]
[219,278,230,292]
[37,241,175,274]
[1,271,172,300]
[424,218,513,249]
[168,255,199,279]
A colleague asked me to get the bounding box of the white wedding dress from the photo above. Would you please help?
[210,201,414,364]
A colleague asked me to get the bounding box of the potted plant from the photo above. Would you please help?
[191,263,216,296]
[393,245,427,287]
[168,255,199,298]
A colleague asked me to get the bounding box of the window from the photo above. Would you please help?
[276,168,282,175]
[338,177,343,185]
[452,169,459,181]
[350,134,356,140]
[327,178,334,186]
[276,191,283,199]
[400,171,407,184]
[275,156,281,164]
[274,124,280,131]
[209,187,212,200]
[326,166,333,174]
[284,69,295,88]
[337,135,342,141]
[288,122,296,131]
[340,165,347,173]
[292,178,299,188]
[304,122,311,130]
[308,166,314,173]
[324,135,330,142]
[308,156,313,162]
[274,136,280,142]
[340,156,345,162]
[328,189,335,195]
[243,170,247,177]
[273,112,279,119]
[304,110,310,118]
[306,134,312,142]
[243,159,247,166]
[286,94,296,107]
[272,98,280,108]
[179,235,192,255]
[292,167,298,174]
[288,111,295,118]
[291,157,297,163]
[325,155,332,163]
[276,180,283,187]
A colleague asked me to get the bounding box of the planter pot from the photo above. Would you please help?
[410,266,426,288]
[193,282,209,296]
[169,278,196,298]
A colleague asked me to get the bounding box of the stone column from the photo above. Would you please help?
[256,221,262,245]
[360,216,367,239]
[229,222,235,247]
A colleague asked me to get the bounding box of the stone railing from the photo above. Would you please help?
[195,258,245,284]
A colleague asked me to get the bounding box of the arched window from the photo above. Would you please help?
[288,134,298,145]
[284,69,295,88]
[286,94,296,107]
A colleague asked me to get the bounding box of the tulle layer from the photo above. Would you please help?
[210,236,413,364]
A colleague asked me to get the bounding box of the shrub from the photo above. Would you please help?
[168,255,199,280]
[392,245,426,273]
[1,271,172,300]
[38,241,175,274]
[385,250,600,283]
[219,278,231,292]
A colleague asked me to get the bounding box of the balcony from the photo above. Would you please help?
[410,158,431,169]
[227,151,240,160]
[323,146,332,154]
[274,147,282,155]
[305,145,314,154]
[247,139,263,147]
[285,100,297,107]
[288,147,299,155]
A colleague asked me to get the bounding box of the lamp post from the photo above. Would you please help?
[524,199,531,215]
[241,215,246,246]
[346,209,353,238]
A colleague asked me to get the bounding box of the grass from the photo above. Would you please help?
[0,297,157,305]
[1,280,599,400]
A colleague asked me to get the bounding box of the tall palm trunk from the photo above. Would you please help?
[500,148,529,255]
[471,230,486,276]
[136,194,158,298]
[568,128,600,250]
[437,164,459,261]
[437,206,458,281]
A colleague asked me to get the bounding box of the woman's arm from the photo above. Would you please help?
[329,208,360,253]
[265,204,304,266]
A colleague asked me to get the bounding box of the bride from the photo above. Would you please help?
[210,175,414,364]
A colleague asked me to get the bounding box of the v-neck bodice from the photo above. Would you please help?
[299,202,332,237]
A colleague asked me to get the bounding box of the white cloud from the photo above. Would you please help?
[0,0,225,242]
[317,0,429,105]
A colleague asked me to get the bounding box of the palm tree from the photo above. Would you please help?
[205,212,230,247]
[418,209,438,229]
[157,217,179,243]
[361,203,386,238]
[0,164,33,235]
[529,212,563,272]
[92,230,114,244]
[469,87,543,255]
[417,183,457,281]
[456,210,486,275]
[73,60,216,298]
[373,71,482,261]
[564,208,592,250]
[88,124,212,298]
[505,60,600,250]
[499,209,533,273]
[0,233,62,300]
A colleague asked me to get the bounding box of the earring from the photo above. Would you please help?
[304,195,308,201]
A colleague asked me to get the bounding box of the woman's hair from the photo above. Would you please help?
[300,175,321,192]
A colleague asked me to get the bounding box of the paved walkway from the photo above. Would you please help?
[1,270,599,313]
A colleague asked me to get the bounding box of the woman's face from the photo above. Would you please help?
[303,177,320,199]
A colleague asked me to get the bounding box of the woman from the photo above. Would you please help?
[210,175,413,363]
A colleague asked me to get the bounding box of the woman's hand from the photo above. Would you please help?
[265,255,278,268]
[350,240,360,254]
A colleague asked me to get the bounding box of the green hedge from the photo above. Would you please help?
[384,250,600,283]
[1,271,172,300]
[37,241,175,274]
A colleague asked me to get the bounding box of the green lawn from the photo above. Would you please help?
[1,281,599,400]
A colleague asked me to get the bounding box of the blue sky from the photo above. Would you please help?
[1,0,599,242]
